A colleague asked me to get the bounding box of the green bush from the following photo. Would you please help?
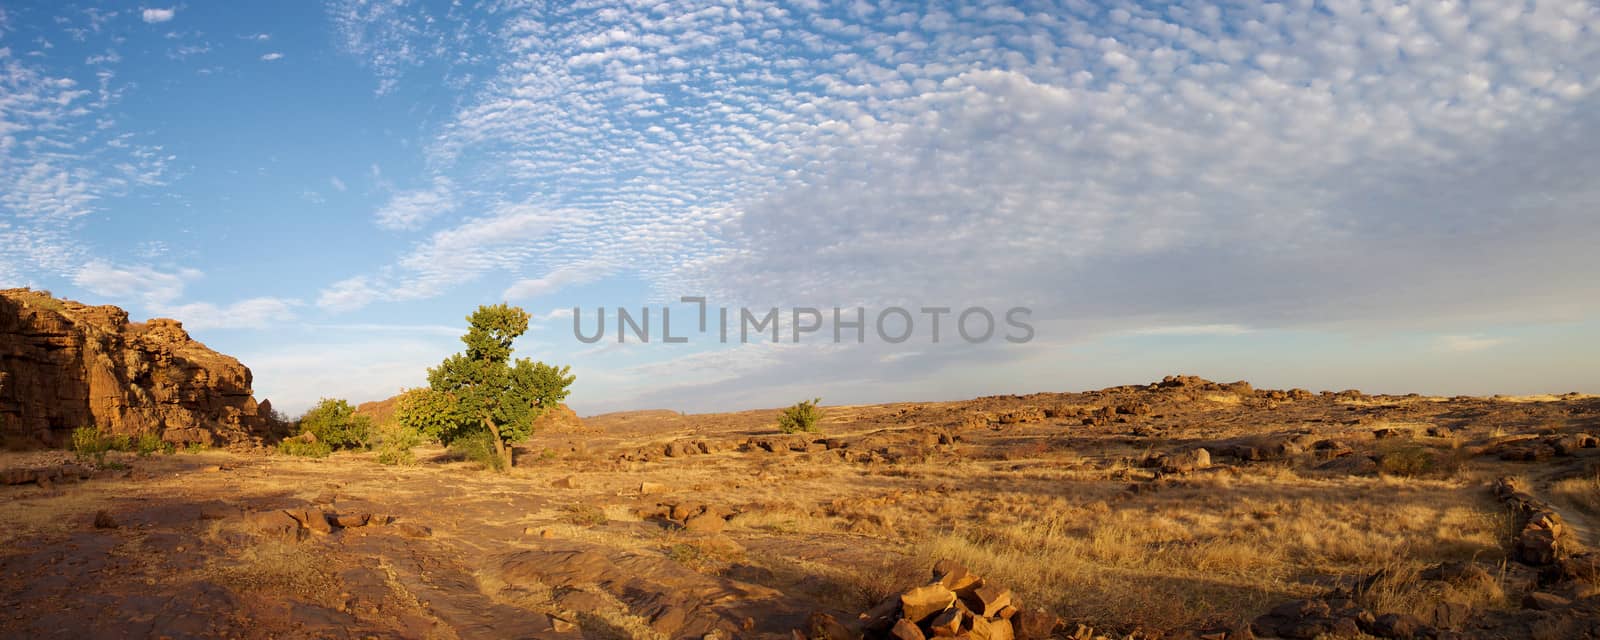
[135,433,164,457]
[277,437,332,458]
[295,398,373,450]
[778,397,824,434]
[71,426,110,462]
[375,425,425,466]
[449,431,507,472]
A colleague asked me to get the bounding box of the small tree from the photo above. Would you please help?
[410,304,574,470]
[778,398,824,434]
[296,398,373,450]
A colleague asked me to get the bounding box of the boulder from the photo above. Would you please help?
[1012,609,1059,640]
[287,509,334,535]
[891,618,926,640]
[901,584,958,623]
[968,584,1013,618]
[243,510,303,540]
[93,510,118,529]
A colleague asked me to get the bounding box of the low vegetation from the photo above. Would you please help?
[778,397,824,433]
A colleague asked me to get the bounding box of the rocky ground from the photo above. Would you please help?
[4,376,1600,639]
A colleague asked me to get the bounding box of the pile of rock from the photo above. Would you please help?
[813,561,1062,640]
[240,508,422,541]
[636,501,735,533]
[1493,476,1576,566]
[1486,433,1599,461]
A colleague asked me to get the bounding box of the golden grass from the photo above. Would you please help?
[890,471,1508,632]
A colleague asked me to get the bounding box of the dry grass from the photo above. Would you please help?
[884,470,1507,632]
[1551,469,1600,518]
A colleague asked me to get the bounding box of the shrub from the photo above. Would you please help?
[563,503,607,527]
[778,397,824,434]
[1377,443,1451,477]
[71,426,109,462]
[449,431,507,472]
[277,437,332,458]
[295,398,373,450]
[135,433,164,457]
[375,425,425,466]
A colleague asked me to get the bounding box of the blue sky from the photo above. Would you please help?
[2,1,1598,416]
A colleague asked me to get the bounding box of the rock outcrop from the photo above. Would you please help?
[0,289,272,448]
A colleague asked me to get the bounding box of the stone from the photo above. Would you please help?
[1427,599,1471,630]
[969,584,1013,618]
[243,510,303,540]
[93,510,118,529]
[1523,591,1571,610]
[684,512,726,533]
[640,481,669,495]
[934,560,982,592]
[1013,609,1059,640]
[553,476,580,489]
[1370,613,1425,639]
[288,509,334,535]
[332,513,372,528]
[928,608,963,636]
[891,618,926,640]
[901,584,958,623]
[805,612,855,640]
[392,522,433,538]
[549,615,575,632]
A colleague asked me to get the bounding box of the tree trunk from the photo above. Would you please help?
[483,416,511,470]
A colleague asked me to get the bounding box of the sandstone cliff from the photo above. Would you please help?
[0,288,272,448]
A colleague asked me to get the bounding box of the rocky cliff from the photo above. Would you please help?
[0,288,272,448]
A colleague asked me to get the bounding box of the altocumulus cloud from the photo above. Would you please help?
[308,1,1600,409]
[140,8,175,24]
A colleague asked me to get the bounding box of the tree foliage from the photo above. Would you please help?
[297,398,372,450]
[778,397,824,433]
[403,304,575,469]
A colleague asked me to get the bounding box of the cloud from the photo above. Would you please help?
[1124,325,1254,338]
[260,52,283,62]
[0,45,173,284]
[1435,335,1508,354]
[329,176,346,192]
[503,263,604,300]
[154,297,300,330]
[373,177,455,230]
[320,202,576,310]
[140,8,175,24]
[315,0,1600,412]
[72,261,199,306]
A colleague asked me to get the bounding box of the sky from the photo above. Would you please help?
[2,0,1598,417]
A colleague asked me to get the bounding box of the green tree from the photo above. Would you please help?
[413,304,575,470]
[778,397,824,433]
[297,398,373,450]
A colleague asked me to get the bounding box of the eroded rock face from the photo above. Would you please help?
[0,289,271,447]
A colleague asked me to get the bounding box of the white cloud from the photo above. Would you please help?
[321,202,577,310]
[140,8,175,24]
[1435,335,1508,354]
[373,177,455,230]
[72,261,199,306]
[329,176,347,192]
[154,297,300,330]
[260,52,283,62]
[503,263,603,300]
[1124,325,1254,337]
[317,0,1600,410]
